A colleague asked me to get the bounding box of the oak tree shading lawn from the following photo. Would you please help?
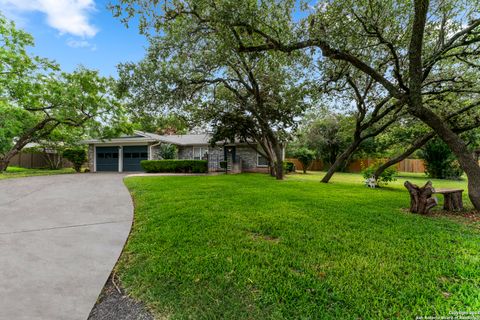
[118,173,479,319]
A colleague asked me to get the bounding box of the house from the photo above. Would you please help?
[83,131,273,173]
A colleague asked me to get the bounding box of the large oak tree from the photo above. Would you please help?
[0,16,126,171]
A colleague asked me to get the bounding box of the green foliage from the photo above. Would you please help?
[62,148,87,173]
[0,102,37,156]
[156,143,177,160]
[283,161,295,173]
[420,139,463,180]
[292,113,353,165]
[120,173,477,319]
[141,160,208,173]
[361,162,397,186]
[219,161,227,169]
[130,113,188,135]
[0,15,126,169]
[292,147,315,173]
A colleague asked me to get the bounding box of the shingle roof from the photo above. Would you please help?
[82,131,240,146]
[142,132,213,146]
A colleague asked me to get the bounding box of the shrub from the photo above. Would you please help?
[141,160,208,173]
[62,148,87,172]
[293,148,316,173]
[361,162,397,186]
[156,143,177,159]
[283,161,295,173]
[219,161,227,169]
[421,138,463,179]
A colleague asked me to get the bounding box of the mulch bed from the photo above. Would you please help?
[88,275,153,320]
[401,207,480,226]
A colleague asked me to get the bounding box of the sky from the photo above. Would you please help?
[0,0,148,77]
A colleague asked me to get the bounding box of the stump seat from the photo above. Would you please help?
[434,188,464,211]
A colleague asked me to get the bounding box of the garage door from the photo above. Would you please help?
[96,147,119,172]
[123,146,148,171]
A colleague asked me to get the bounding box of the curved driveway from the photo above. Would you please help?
[0,173,133,320]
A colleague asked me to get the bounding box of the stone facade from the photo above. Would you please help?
[236,146,258,170]
[87,144,95,172]
[88,141,268,173]
[175,144,266,172]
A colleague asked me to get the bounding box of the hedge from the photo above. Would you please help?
[141,160,208,173]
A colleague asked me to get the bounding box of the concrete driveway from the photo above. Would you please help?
[0,174,133,320]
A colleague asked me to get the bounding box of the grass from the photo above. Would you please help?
[0,166,75,180]
[120,172,480,319]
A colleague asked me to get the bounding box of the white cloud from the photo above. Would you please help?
[66,38,97,51]
[0,0,98,37]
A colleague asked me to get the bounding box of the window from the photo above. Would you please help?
[257,154,269,167]
[132,153,139,158]
[98,153,105,159]
[124,153,131,159]
[105,153,111,159]
[193,147,208,160]
[141,152,148,158]
[112,153,118,159]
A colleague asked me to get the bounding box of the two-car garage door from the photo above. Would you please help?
[96,146,148,172]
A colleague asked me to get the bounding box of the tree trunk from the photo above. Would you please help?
[373,132,434,180]
[404,180,437,214]
[0,159,9,172]
[273,143,284,180]
[269,163,276,177]
[0,118,57,173]
[409,105,480,210]
[321,140,361,183]
[0,147,25,172]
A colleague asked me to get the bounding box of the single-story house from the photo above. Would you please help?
[83,131,275,173]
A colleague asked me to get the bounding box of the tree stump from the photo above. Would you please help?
[404,181,438,214]
[434,189,464,211]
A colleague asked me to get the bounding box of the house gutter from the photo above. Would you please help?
[149,141,162,160]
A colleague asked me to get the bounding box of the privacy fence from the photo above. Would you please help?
[286,158,426,174]
[9,151,71,169]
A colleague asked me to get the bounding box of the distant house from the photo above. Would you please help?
[83,131,274,173]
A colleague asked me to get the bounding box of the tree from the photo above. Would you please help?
[227,0,480,209]
[24,127,86,170]
[293,112,353,167]
[113,2,311,180]
[0,16,125,172]
[62,148,87,173]
[293,147,315,174]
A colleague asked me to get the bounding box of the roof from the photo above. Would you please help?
[142,132,212,146]
[82,131,216,146]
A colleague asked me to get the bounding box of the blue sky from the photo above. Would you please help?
[0,0,147,77]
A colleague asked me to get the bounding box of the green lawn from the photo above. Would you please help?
[0,166,75,180]
[120,172,479,319]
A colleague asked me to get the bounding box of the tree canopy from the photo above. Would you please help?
[0,15,127,171]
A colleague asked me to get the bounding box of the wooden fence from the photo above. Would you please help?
[9,151,71,169]
[286,158,426,174]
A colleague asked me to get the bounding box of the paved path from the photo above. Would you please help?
[0,174,133,320]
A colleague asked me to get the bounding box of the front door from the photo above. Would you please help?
[224,146,236,163]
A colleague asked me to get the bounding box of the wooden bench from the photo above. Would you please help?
[434,188,464,211]
[404,181,464,214]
